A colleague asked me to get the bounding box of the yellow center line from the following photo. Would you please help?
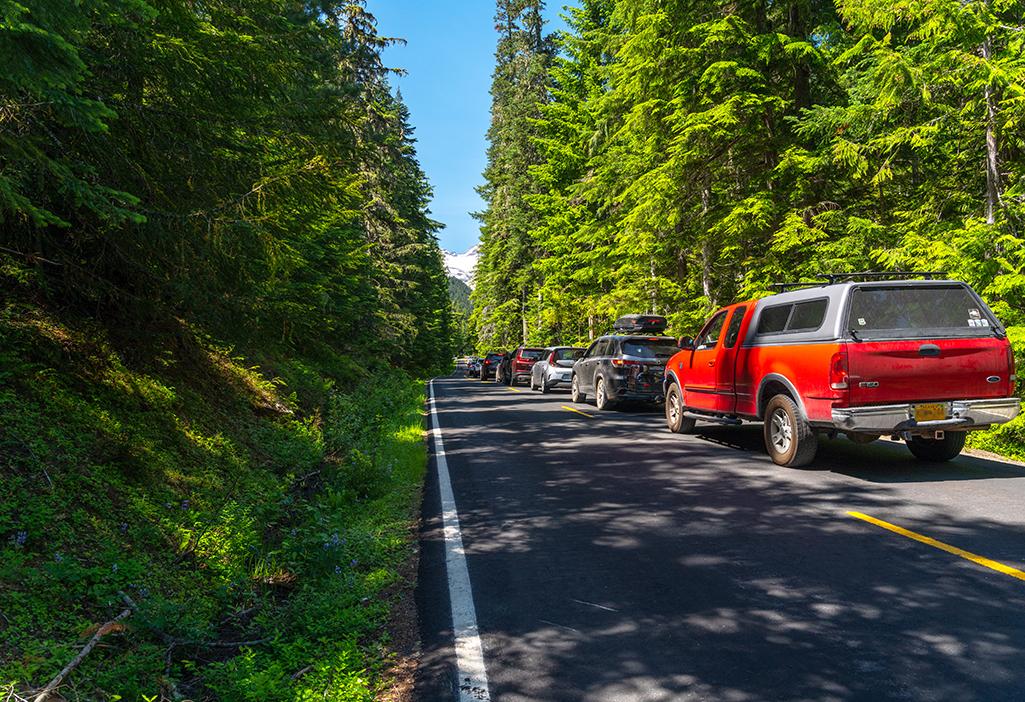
[507,386,523,393]
[562,405,595,419]
[847,511,1025,583]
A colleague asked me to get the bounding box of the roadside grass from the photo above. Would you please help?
[968,414,1025,462]
[0,300,427,701]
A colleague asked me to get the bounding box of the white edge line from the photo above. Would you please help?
[428,380,492,702]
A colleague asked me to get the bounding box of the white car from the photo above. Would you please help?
[530,346,587,393]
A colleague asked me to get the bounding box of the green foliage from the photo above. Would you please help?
[1,0,449,697]
[472,0,554,349]
[0,307,427,700]
[0,0,453,374]
[474,0,1024,455]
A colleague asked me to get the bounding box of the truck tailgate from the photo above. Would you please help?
[846,337,1011,405]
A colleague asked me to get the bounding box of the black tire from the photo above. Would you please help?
[906,432,966,462]
[595,377,616,411]
[571,375,586,404]
[665,384,697,434]
[530,374,538,391]
[540,375,549,394]
[763,394,818,467]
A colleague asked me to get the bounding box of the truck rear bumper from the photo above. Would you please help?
[831,398,1021,434]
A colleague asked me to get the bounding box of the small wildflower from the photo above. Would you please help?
[119,522,129,534]
[12,531,27,548]
[289,528,298,538]
[350,559,358,568]
[334,565,342,575]
[111,563,119,573]
[53,552,64,563]
[180,500,190,510]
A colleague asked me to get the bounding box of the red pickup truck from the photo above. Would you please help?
[664,279,1020,466]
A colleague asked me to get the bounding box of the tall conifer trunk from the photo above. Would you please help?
[789,3,811,110]
[982,35,1001,225]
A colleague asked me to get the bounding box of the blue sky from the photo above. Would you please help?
[372,1,570,253]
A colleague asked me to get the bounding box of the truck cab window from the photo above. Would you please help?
[724,307,747,348]
[695,311,728,351]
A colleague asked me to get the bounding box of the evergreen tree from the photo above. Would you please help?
[0,0,454,373]
[472,0,554,349]
[527,0,617,343]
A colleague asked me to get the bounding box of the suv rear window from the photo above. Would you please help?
[621,338,679,359]
[519,348,544,360]
[552,348,584,362]
[847,285,993,338]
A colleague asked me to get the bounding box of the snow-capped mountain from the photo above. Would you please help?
[443,245,479,288]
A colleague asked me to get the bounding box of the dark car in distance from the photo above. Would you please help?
[572,316,680,410]
[496,346,546,386]
[479,352,504,381]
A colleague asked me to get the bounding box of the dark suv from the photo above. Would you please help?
[479,352,504,381]
[572,316,680,410]
[496,346,546,386]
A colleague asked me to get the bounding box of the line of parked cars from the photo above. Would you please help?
[468,275,1021,468]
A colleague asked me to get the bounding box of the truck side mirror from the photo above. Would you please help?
[678,336,695,350]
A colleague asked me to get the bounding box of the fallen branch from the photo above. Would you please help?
[202,638,268,648]
[3,684,31,702]
[33,608,132,702]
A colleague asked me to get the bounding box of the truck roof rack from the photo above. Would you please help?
[769,271,948,292]
[816,271,948,284]
[767,281,826,292]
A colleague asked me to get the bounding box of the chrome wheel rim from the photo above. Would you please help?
[770,408,792,454]
[668,392,681,426]
[597,380,605,406]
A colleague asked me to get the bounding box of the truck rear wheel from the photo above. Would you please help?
[665,384,696,434]
[763,394,818,467]
[906,432,966,462]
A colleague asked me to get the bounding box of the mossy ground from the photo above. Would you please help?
[0,299,429,701]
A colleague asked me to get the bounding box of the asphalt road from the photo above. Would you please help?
[415,373,1025,702]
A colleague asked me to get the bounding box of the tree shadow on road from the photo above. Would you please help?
[419,377,1025,702]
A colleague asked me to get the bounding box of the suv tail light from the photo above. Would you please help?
[829,351,849,391]
[612,359,643,367]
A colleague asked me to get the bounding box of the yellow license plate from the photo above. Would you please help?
[915,403,947,422]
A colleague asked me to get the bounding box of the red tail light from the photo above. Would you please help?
[829,351,849,391]
[612,359,643,367]
[1009,344,1017,394]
